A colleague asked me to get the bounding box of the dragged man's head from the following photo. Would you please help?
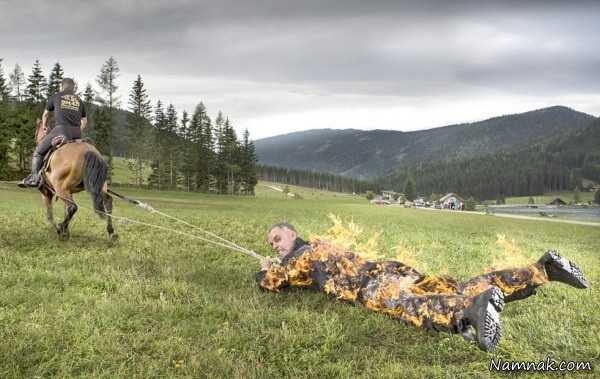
[267,222,298,257]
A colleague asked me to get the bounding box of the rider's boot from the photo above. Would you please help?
[17,154,43,188]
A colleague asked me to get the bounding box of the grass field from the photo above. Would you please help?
[0,181,599,378]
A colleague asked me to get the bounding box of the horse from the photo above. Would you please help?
[34,120,118,242]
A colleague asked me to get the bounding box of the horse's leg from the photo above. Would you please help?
[56,189,77,241]
[41,188,57,231]
[102,192,118,243]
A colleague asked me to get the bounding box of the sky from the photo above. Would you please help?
[1,0,599,139]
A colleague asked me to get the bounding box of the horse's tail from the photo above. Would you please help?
[83,150,108,218]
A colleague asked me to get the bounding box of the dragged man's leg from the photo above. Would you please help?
[360,277,505,351]
[460,265,547,302]
[460,250,588,302]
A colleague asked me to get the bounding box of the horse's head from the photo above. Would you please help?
[34,119,47,145]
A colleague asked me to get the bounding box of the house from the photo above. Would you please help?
[547,197,566,206]
[439,193,464,210]
[381,190,400,201]
[413,197,426,207]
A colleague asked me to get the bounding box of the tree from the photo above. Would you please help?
[403,176,416,201]
[365,191,375,201]
[165,103,179,188]
[573,186,581,204]
[96,56,120,176]
[26,59,47,104]
[179,110,196,191]
[221,118,241,194]
[0,100,12,178]
[9,63,26,101]
[465,197,477,211]
[96,57,120,110]
[83,83,95,104]
[47,62,64,98]
[126,75,152,186]
[148,100,169,190]
[0,59,9,101]
[239,129,258,194]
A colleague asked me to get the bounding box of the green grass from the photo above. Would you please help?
[0,182,598,378]
[111,157,153,186]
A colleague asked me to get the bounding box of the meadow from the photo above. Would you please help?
[0,181,598,378]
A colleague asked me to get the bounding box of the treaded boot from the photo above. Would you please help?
[538,250,589,289]
[17,155,43,188]
[461,286,505,352]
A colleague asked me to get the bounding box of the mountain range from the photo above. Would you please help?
[254,106,597,180]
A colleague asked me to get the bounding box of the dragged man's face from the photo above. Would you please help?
[267,227,297,257]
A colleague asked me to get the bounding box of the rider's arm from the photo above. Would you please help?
[41,109,50,130]
[81,117,88,130]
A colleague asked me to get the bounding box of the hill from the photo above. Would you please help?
[254,106,596,179]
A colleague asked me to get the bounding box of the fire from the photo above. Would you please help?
[309,214,383,261]
[490,233,530,271]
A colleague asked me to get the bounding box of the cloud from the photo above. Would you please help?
[1,0,598,138]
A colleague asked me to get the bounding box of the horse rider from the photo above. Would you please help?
[18,78,88,188]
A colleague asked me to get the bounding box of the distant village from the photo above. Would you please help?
[369,185,600,211]
[370,191,469,210]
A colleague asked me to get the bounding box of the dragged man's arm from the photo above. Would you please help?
[256,262,289,292]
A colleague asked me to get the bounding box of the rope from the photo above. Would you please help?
[106,189,253,255]
[37,184,267,262]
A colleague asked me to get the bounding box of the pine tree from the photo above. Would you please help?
[179,110,195,191]
[573,186,581,204]
[201,113,215,191]
[96,56,120,177]
[93,106,112,156]
[80,83,96,140]
[148,100,168,189]
[188,103,211,191]
[0,59,9,101]
[221,118,241,194]
[0,99,11,178]
[165,104,179,188]
[83,83,95,104]
[26,60,47,104]
[9,64,26,101]
[239,129,258,195]
[126,75,152,186]
[47,62,64,98]
[403,175,416,201]
[96,57,120,110]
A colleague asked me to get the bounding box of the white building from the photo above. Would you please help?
[439,193,464,210]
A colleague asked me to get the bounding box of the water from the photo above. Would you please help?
[487,205,600,222]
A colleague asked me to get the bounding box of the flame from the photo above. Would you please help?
[309,214,383,261]
[489,233,530,271]
[394,244,425,272]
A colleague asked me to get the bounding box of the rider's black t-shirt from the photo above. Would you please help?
[46,90,86,128]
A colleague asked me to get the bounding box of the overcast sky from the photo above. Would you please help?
[1,0,599,139]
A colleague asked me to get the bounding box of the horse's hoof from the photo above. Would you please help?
[108,233,119,245]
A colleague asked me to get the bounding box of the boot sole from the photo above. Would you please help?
[478,286,503,351]
[546,251,589,289]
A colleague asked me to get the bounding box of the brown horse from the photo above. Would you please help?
[35,121,117,242]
